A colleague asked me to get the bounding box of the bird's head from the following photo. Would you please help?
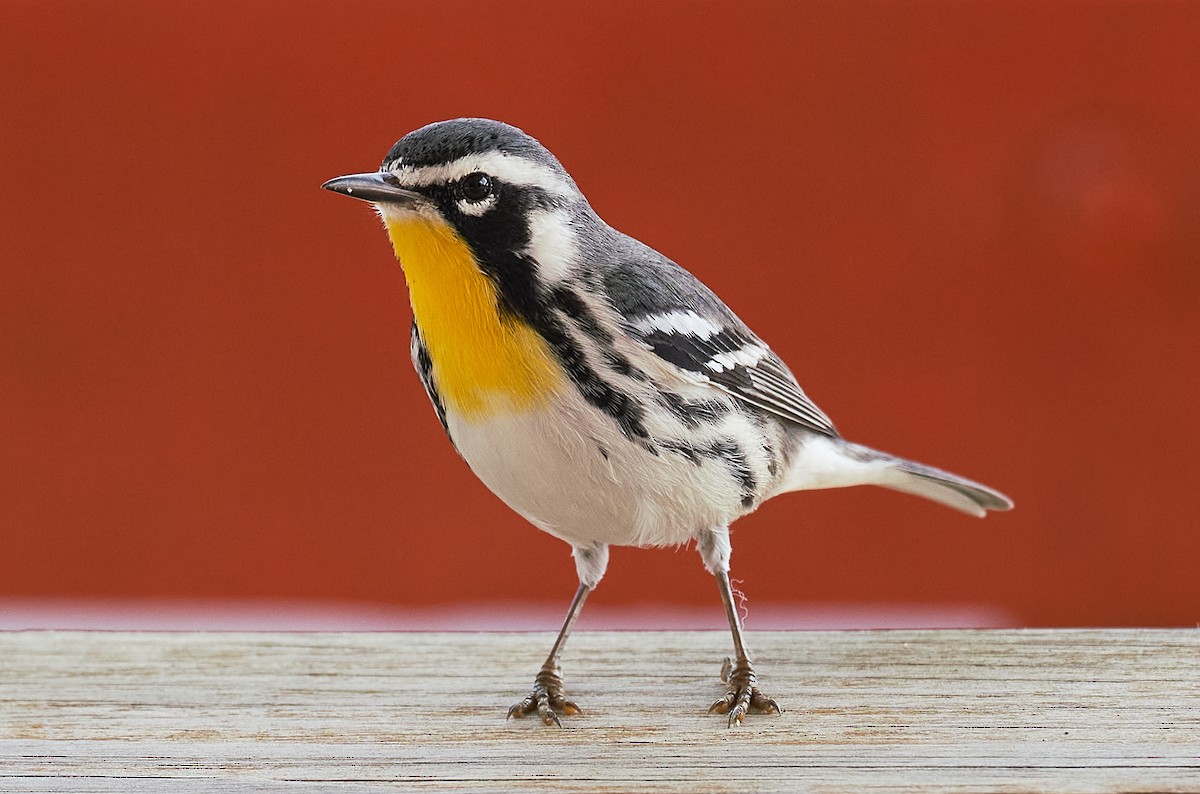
[322,118,588,277]
[322,119,597,409]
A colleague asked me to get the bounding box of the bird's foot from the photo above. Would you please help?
[708,656,781,726]
[506,665,581,727]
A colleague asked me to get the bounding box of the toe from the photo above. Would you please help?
[537,698,562,727]
[750,691,781,714]
[510,678,578,727]
[552,696,582,716]
[719,657,734,683]
[506,696,532,720]
[708,693,734,715]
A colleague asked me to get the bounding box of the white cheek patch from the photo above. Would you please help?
[635,310,724,340]
[388,152,576,198]
[525,209,578,282]
[704,344,769,373]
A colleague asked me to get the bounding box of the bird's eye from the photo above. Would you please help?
[460,172,493,202]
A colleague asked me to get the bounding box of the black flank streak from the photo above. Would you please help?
[709,439,757,507]
[659,392,730,429]
[736,407,778,476]
[659,436,758,506]
[552,287,611,344]
[739,404,767,429]
[602,349,646,381]
[412,326,450,436]
[658,439,701,465]
[554,287,647,381]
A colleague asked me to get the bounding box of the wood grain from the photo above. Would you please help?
[1,630,1197,792]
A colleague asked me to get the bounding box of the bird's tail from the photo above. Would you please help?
[874,452,1013,517]
[781,437,1013,518]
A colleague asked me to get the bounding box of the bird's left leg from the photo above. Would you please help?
[507,542,607,727]
[699,528,781,726]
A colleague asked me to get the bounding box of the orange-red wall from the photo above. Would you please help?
[2,1,1198,626]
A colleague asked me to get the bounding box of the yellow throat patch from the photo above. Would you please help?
[383,214,564,418]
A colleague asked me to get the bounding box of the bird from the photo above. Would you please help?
[321,118,1012,727]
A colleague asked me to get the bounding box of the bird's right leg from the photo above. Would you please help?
[507,542,607,727]
[698,528,781,726]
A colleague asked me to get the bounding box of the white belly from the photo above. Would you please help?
[445,387,764,549]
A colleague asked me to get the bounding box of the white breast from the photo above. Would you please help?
[445,385,767,549]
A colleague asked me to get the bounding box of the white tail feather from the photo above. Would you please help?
[781,437,1012,517]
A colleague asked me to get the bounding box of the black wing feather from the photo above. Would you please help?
[636,323,838,438]
[599,235,838,438]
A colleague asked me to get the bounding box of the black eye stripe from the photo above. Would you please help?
[460,172,493,202]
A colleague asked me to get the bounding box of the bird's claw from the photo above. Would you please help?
[708,656,781,726]
[507,666,580,727]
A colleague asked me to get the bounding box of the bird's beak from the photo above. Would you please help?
[321,172,423,205]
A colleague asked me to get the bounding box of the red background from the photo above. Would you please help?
[2,1,1198,627]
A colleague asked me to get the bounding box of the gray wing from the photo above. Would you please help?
[600,238,838,438]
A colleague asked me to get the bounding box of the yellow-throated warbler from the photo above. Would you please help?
[323,118,1012,727]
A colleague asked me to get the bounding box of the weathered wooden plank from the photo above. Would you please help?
[1,630,1197,792]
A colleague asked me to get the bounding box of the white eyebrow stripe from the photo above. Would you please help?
[388,152,576,197]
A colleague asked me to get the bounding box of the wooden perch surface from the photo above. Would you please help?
[1,629,1197,792]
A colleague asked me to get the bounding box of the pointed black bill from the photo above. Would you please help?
[321,172,423,204]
